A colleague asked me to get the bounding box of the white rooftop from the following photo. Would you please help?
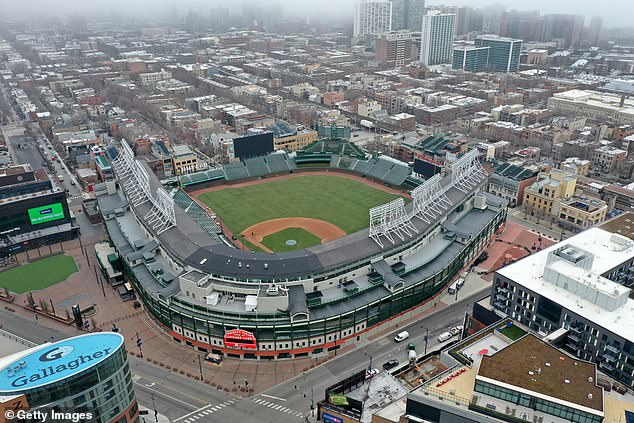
[498,228,634,341]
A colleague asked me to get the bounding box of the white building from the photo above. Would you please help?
[493,226,634,386]
[353,0,393,38]
[547,89,634,126]
[420,11,456,66]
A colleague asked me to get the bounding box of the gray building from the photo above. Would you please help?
[491,227,634,387]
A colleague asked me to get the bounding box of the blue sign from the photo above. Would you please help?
[322,412,344,423]
[0,333,124,392]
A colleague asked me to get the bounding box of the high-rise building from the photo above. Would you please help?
[482,4,505,34]
[452,45,490,72]
[389,0,425,32]
[499,9,542,41]
[375,31,413,67]
[475,35,522,72]
[210,7,230,32]
[353,0,393,38]
[540,14,584,48]
[587,15,602,46]
[419,11,455,66]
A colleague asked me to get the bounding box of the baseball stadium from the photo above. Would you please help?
[96,138,507,359]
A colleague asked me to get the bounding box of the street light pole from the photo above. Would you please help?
[424,328,429,355]
[195,354,204,381]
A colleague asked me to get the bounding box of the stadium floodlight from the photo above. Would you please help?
[411,174,452,223]
[451,149,488,193]
[369,198,417,247]
[145,187,176,234]
[123,160,151,207]
[369,202,393,247]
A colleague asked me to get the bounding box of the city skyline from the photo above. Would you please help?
[0,0,633,28]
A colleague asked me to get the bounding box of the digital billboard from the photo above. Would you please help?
[27,203,65,225]
[413,158,442,179]
[233,132,274,160]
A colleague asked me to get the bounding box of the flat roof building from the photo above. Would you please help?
[475,35,522,73]
[492,227,634,387]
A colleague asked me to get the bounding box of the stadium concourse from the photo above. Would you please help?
[95,139,507,361]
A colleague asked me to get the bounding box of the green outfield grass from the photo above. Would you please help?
[261,228,322,252]
[0,255,78,294]
[197,175,406,237]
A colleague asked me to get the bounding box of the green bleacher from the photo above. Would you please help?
[224,162,250,180]
[180,168,226,187]
[172,189,224,242]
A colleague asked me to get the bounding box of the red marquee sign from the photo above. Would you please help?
[224,329,257,349]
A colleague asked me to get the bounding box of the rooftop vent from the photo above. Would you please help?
[588,377,593,383]
[266,284,279,296]
[545,362,551,367]
[199,258,207,265]
[264,263,268,269]
[564,380,570,384]
[588,393,593,399]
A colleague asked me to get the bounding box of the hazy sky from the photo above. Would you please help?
[1,0,633,28]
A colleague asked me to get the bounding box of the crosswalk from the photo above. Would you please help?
[177,399,238,423]
[251,397,304,418]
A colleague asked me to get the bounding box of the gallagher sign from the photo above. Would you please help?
[0,333,124,392]
[224,329,257,349]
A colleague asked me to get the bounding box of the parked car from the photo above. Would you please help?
[383,359,399,371]
[438,331,452,342]
[366,368,380,377]
[450,325,463,336]
[204,352,223,364]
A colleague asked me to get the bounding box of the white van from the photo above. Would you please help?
[394,331,410,342]
[456,278,465,290]
[438,331,452,342]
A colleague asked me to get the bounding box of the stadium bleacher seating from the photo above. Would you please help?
[223,162,250,180]
[266,154,292,174]
[180,168,226,187]
[243,156,270,177]
[172,189,224,242]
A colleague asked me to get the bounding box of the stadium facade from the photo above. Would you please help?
[0,333,138,423]
[97,141,507,359]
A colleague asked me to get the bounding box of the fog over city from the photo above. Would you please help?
[1,0,633,27]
